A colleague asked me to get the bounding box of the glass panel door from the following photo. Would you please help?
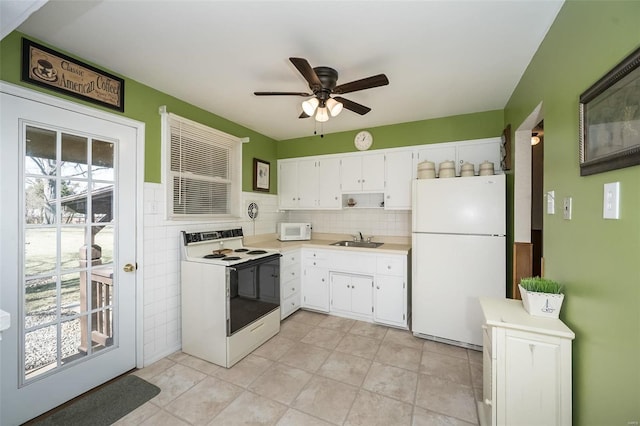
[1,88,138,425]
[23,126,117,381]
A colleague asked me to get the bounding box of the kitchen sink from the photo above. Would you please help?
[330,240,384,248]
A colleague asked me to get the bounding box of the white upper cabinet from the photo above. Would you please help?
[416,138,501,176]
[384,150,414,210]
[456,139,501,176]
[416,144,457,177]
[278,158,340,210]
[297,158,319,208]
[318,157,341,209]
[279,137,501,211]
[278,161,299,209]
[340,153,385,192]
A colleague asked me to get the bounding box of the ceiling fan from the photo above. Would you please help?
[254,57,389,122]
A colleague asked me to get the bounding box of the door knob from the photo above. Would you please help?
[123,263,136,272]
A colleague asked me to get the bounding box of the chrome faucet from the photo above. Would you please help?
[359,232,364,242]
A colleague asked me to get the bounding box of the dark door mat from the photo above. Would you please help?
[30,375,160,425]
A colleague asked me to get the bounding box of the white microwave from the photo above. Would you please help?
[278,223,311,241]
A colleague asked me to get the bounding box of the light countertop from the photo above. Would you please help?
[244,233,411,255]
[479,297,575,339]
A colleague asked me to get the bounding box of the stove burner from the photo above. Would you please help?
[222,256,241,261]
[247,250,267,255]
[204,253,226,259]
[234,248,249,252]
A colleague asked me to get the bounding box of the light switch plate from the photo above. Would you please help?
[563,197,572,220]
[603,182,620,219]
[546,190,555,214]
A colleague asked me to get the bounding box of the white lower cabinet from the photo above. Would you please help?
[300,248,409,328]
[302,249,330,312]
[478,298,575,426]
[280,249,301,319]
[330,272,373,319]
[373,275,406,326]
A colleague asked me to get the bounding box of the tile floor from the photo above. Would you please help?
[117,310,483,425]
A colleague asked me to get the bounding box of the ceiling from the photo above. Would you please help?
[15,1,564,141]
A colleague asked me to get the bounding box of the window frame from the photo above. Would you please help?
[161,110,242,220]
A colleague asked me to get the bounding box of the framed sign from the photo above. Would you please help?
[21,38,125,112]
[253,158,270,192]
[579,46,640,176]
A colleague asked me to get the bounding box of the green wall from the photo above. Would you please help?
[0,32,278,193]
[505,1,640,423]
[277,109,504,158]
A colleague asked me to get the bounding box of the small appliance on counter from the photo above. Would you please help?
[278,222,311,241]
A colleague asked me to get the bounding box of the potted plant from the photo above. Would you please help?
[518,276,565,319]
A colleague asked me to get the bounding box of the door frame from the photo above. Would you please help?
[0,81,146,369]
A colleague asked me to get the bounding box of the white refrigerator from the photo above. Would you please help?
[411,174,505,347]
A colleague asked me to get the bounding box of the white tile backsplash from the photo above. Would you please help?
[141,184,410,365]
[287,208,411,239]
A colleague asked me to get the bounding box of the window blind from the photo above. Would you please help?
[165,112,241,218]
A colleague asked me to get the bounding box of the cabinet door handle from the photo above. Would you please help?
[321,278,325,282]
[292,287,296,291]
[387,265,391,269]
[376,286,380,289]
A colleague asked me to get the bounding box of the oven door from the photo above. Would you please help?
[226,254,280,336]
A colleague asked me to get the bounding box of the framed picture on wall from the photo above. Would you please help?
[253,158,270,192]
[579,46,640,176]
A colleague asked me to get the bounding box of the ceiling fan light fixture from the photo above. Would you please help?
[315,107,329,122]
[326,98,343,117]
[302,97,319,116]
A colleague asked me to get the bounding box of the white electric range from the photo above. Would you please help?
[180,228,281,368]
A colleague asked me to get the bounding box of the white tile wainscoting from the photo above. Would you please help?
[141,183,411,366]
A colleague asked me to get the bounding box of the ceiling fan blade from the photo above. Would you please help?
[254,91,311,96]
[299,111,310,119]
[333,74,389,95]
[289,57,322,90]
[334,97,371,115]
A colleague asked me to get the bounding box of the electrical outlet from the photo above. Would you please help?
[563,197,572,220]
[546,190,555,214]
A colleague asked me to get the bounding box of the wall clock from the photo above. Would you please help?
[354,130,373,151]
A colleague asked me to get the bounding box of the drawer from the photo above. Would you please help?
[330,252,376,274]
[227,308,280,367]
[304,249,327,260]
[282,279,300,299]
[281,250,300,268]
[376,256,405,276]
[304,258,329,268]
[281,264,300,284]
[281,292,301,319]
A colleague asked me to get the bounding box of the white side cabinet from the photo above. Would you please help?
[280,249,301,319]
[478,298,575,426]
